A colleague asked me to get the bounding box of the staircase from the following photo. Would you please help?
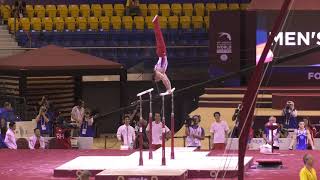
[0,25,24,58]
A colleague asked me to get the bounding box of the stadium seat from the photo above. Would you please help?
[65,17,76,31]
[88,16,99,31]
[77,16,87,31]
[20,17,31,31]
[8,18,19,32]
[57,5,68,18]
[54,17,65,32]
[206,3,216,15]
[99,16,110,31]
[92,4,102,18]
[182,3,193,16]
[159,16,167,29]
[240,3,250,10]
[102,4,113,17]
[180,16,191,29]
[148,4,159,17]
[1,5,11,20]
[26,5,34,18]
[192,16,203,29]
[122,16,133,30]
[145,16,153,30]
[111,16,121,30]
[46,5,57,18]
[229,3,240,10]
[168,16,178,29]
[31,17,41,31]
[138,4,147,17]
[114,4,125,16]
[69,4,79,18]
[171,3,182,16]
[134,16,144,30]
[34,5,45,18]
[194,3,205,17]
[43,17,53,31]
[79,4,90,18]
[217,3,228,10]
[159,4,170,17]
[204,16,209,29]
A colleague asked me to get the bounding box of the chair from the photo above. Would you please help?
[194,3,205,17]
[114,4,125,16]
[88,16,99,31]
[229,3,240,10]
[99,16,110,31]
[65,17,76,31]
[168,16,178,29]
[54,17,64,31]
[171,3,182,16]
[204,16,209,29]
[69,4,79,18]
[34,5,45,18]
[79,4,90,18]
[122,16,133,30]
[240,3,250,10]
[180,16,191,29]
[77,16,87,31]
[46,5,57,18]
[206,3,216,15]
[217,3,228,11]
[134,16,144,30]
[148,4,158,17]
[1,5,11,20]
[159,4,170,17]
[159,16,167,29]
[31,17,42,31]
[92,4,102,18]
[20,17,31,31]
[191,16,203,29]
[111,16,121,30]
[102,4,113,17]
[8,18,19,32]
[26,5,34,18]
[182,3,193,16]
[145,16,153,30]
[43,17,53,31]
[139,4,147,17]
[57,5,68,18]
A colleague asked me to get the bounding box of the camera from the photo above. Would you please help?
[184,117,193,127]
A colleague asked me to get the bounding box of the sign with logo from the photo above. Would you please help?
[216,32,232,62]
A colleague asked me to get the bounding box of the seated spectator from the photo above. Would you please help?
[35,106,52,137]
[0,135,6,148]
[4,122,17,149]
[126,0,140,16]
[289,121,314,150]
[263,116,280,149]
[281,101,298,130]
[0,102,15,123]
[210,112,229,150]
[146,112,171,150]
[71,100,85,137]
[80,109,94,137]
[300,154,317,180]
[185,115,205,149]
[117,115,135,149]
[0,118,7,140]
[303,117,316,150]
[28,128,45,149]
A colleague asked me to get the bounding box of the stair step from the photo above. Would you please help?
[0,25,7,30]
[0,34,13,38]
[0,41,18,46]
[198,100,272,108]
[0,29,10,34]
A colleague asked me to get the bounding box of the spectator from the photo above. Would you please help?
[263,116,280,149]
[28,128,45,149]
[300,154,317,180]
[77,170,91,180]
[210,112,229,150]
[0,102,15,123]
[289,121,314,150]
[117,115,135,149]
[126,0,140,16]
[71,100,85,137]
[282,101,298,129]
[35,106,52,136]
[303,117,316,150]
[133,111,148,149]
[0,118,7,140]
[4,122,17,149]
[80,109,94,137]
[185,115,205,149]
[146,112,170,150]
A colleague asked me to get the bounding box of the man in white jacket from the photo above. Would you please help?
[29,128,45,149]
[117,115,135,149]
[4,122,17,149]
